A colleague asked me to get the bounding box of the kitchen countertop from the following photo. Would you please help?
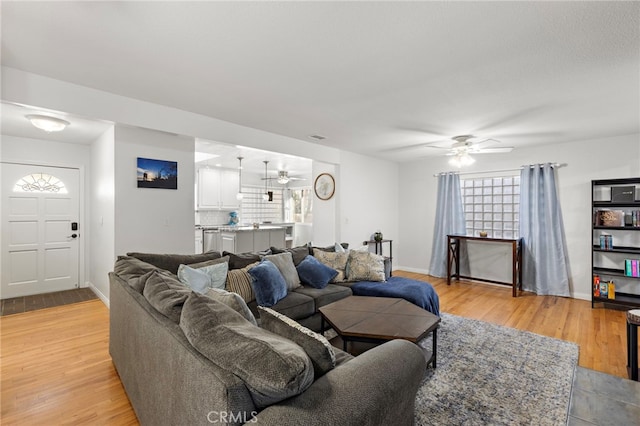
[218,225,285,232]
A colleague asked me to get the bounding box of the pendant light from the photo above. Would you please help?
[262,161,274,202]
[236,156,244,200]
[263,161,270,201]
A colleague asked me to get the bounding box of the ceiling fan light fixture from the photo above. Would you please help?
[277,171,290,184]
[26,114,70,132]
[449,152,475,168]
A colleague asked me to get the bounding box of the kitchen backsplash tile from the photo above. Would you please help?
[196,210,233,226]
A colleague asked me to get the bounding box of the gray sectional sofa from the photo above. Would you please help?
[109,251,426,425]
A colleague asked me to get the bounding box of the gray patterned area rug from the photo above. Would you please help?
[415,313,579,426]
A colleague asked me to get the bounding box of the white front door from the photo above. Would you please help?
[1,163,80,299]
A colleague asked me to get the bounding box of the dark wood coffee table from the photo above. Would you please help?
[319,296,441,368]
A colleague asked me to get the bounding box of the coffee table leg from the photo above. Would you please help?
[432,329,437,368]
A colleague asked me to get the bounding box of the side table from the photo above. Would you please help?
[363,239,392,277]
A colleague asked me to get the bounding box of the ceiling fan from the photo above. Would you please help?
[261,170,307,185]
[423,135,514,167]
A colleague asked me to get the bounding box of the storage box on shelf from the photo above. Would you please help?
[592,178,640,309]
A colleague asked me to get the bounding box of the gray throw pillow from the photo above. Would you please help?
[142,269,191,322]
[114,255,158,293]
[264,252,301,291]
[180,292,313,409]
[258,306,336,379]
[187,255,230,269]
[204,288,257,326]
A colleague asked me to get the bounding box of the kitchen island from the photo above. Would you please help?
[218,225,286,253]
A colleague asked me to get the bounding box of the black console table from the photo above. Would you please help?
[447,235,523,297]
[363,239,393,277]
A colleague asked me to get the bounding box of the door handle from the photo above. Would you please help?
[69,234,78,239]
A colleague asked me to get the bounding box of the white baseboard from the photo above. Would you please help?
[394,265,430,275]
[87,281,109,308]
[571,291,591,301]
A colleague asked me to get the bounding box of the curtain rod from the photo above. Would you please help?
[433,162,566,177]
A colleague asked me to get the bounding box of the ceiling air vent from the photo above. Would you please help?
[308,134,327,141]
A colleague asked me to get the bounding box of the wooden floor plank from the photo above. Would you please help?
[0,272,633,424]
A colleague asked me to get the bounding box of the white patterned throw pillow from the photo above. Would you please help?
[345,250,386,282]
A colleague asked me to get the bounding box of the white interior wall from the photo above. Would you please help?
[114,126,195,256]
[0,134,91,293]
[311,161,338,246]
[399,133,640,300]
[89,127,115,303]
[339,151,400,253]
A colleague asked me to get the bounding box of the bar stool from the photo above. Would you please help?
[627,309,640,381]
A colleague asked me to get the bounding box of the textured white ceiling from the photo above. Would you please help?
[1,1,639,162]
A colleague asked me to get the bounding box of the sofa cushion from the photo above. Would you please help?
[114,255,158,293]
[126,251,222,275]
[296,255,338,289]
[226,262,258,303]
[312,243,349,253]
[312,249,349,283]
[258,307,336,379]
[346,250,386,282]
[248,260,288,307]
[177,262,229,293]
[263,252,301,291]
[142,269,191,322]
[180,292,314,409]
[269,291,315,320]
[224,251,262,270]
[294,284,353,309]
[186,255,229,269]
[204,288,257,326]
[269,246,311,266]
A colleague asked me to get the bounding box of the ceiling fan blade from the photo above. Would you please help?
[473,147,514,154]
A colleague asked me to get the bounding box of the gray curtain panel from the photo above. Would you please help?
[519,163,571,296]
[429,172,467,277]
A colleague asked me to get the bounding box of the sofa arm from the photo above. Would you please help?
[253,339,425,426]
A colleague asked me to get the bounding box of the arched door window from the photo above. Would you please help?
[13,173,68,194]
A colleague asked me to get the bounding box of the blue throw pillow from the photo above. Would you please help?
[248,260,288,307]
[296,255,338,289]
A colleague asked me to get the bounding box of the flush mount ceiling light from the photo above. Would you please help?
[25,114,70,132]
[277,170,290,184]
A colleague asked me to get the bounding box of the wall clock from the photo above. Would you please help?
[314,173,335,200]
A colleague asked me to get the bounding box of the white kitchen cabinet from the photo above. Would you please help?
[221,232,237,253]
[195,228,203,254]
[197,168,239,210]
[254,230,271,252]
[220,169,240,209]
[269,228,286,249]
[219,227,287,254]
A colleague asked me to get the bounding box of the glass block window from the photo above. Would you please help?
[461,176,520,239]
[13,173,68,194]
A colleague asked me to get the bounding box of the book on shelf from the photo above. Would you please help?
[599,234,613,250]
[626,259,640,277]
[608,281,615,299]
[599,281,608,298]
[596,210,625,227]
[593,275,600,297]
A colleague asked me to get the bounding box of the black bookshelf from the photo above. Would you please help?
[591,178,640,309]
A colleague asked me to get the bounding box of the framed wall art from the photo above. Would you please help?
[137,157,178,190]
[314,173,335,200]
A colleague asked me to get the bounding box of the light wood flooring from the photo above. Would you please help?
[0,272,631,424]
